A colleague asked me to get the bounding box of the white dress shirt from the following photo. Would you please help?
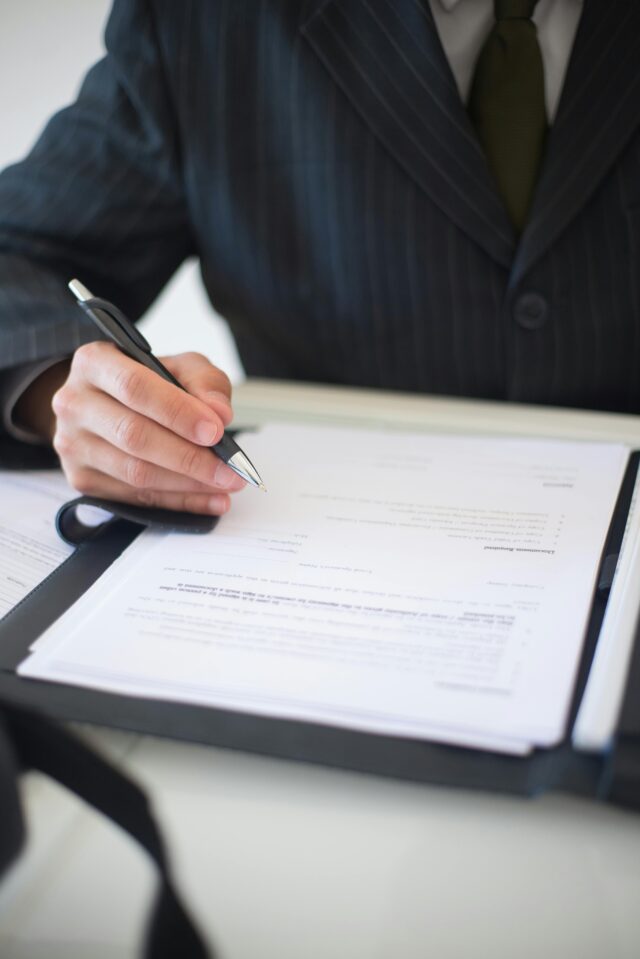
[2,0,585,442]
[429,0,583,122]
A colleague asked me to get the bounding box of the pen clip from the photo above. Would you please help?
[81,297,152,354]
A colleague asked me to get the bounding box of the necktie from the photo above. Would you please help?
[467,0,547,233]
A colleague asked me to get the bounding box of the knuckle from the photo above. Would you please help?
[182,351,207,365]
[51,386,76,420]
[178,444,202,477]
[135,488,160,508]
[52,429,74,459]
[114,366,146,407]
[115,414,147,453]
[72,341,102,374]
[164,394,190,431]
[124,456,152,489]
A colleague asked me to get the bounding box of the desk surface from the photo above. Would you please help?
[2,380,640,959]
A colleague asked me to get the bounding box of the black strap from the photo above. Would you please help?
[3,704,211,959]
[56,496,217,546]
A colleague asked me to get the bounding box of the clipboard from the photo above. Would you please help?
[2,443,640,811]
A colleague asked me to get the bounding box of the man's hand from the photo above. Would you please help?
[42,342,244,514]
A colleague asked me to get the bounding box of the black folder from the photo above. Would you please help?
[2,441,640,811]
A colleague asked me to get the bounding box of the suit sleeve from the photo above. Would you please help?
[0,0,194,377]
[0,360,67,444]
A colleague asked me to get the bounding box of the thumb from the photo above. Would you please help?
[160,352,234,427]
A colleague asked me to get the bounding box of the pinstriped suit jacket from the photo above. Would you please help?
[0,0,640,414]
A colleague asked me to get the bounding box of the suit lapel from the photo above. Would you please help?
[512,0,640,285]
[301,0,516,268]
[302,0,640,282]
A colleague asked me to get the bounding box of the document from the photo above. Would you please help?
[20,424,629,754]
[0,470,74,618]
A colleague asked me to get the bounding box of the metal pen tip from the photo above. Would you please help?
[259,483,267,493]
[227,449,265,490]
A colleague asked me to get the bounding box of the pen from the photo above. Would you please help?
[68,279,266,491]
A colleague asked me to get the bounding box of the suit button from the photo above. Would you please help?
[513,292,548,330]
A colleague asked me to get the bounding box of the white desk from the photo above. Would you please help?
[2,380,640,959]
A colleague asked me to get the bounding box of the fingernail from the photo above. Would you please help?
[215,463,247,490]
[196,420,219,445]
[209,494,230,514]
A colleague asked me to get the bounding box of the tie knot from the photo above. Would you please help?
[495,0,537,19]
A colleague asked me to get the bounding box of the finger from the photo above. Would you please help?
[65,430,245,495]
[71,388,246,490]
[65,467,232,515]
[161,352,234,426]
[72,342,225,446]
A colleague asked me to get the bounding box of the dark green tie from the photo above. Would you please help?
[468,0,547,233]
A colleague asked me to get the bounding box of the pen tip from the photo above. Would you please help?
[259,483,268,493]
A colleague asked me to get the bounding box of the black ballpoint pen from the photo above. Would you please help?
[68,279,266,491]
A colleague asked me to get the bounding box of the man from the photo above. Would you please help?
[0,0,638,515]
